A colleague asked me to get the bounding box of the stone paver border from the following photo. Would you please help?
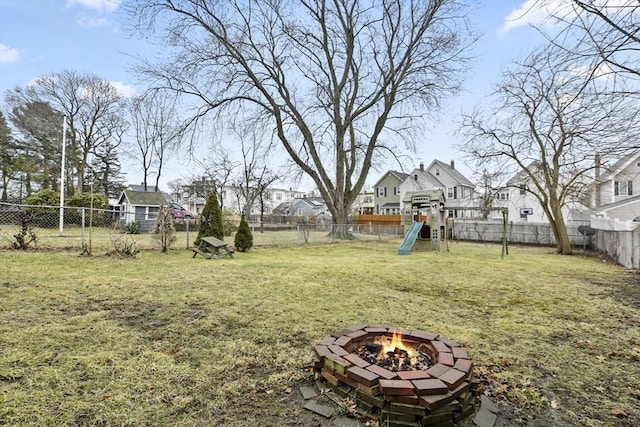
[313,324,478,426]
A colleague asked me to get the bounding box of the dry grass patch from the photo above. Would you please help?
[0,241,638,426]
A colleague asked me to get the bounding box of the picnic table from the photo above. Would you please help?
[192,236,234,259]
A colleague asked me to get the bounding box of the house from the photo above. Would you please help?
[398,161,476,218]
[290,197,330,219]
[179,178,305,218]
[351,191,375,215]
[118,189,169,231]
[592,151,640,221]
[493,164,590,223]
[373,170,408,214]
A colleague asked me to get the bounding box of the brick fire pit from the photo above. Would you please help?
[313,324,477,426]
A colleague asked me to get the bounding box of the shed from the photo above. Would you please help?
[118,190,169,232]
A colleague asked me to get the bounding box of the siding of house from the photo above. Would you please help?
[599,159,640,206]
[599,203,640,220]
[374,173,405,214]
[397,162,475,218]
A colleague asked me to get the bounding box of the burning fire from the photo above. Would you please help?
[355,330,434,371]
[378,331,417,359]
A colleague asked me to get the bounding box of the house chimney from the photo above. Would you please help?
[419,162,424,171]
[450,160,455,170]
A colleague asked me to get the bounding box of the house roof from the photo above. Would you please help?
[381,202,400,208]
[406,168,446,188]
[293,197,326,208]
[118,190,168,206]
[598,151,640,182]
[428,160,474,187]
[373,170,409,187]
[272,201,291,213]
[595,194,640,212]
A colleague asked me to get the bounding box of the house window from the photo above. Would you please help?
[276,193,282,201]
[614,180,633,196]
[394,186,400,195]
[435,168,440,176]
[497,192,509,201]
[520,187,526,195]
[364,196,373,203]
[447,187,453,198]
[377,187,387,197]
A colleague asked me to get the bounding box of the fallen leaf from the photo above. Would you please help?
[550,400,559,409]
[284,387,292,394]
[266,389,274,394]
[611,408,628,418]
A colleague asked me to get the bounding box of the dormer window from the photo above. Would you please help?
[435,168,440,176]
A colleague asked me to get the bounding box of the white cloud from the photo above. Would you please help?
[500,0,636,34]
[0,43,19,64]
[111,81,137,98]
[500,0,570,34]
[77,14,109,28]
[570,62,615,82]
[65,0,121,13]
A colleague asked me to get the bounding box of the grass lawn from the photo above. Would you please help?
[1,241,638,426]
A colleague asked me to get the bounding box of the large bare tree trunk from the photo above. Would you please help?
[129,0,473,238]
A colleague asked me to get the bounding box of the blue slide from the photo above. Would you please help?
[398,221,424,255]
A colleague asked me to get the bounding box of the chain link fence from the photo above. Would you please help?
[0,202,404,253]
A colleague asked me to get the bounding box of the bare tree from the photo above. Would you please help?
[129,91,183,191]
[127,0,473,238]
[7,70,127,195]
[461,46,639,254]
[540,0,640,87]
[192,144,239,210]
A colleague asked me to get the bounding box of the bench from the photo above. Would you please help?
[192,236,234,259]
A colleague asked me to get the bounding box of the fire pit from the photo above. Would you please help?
[313,324,477,425]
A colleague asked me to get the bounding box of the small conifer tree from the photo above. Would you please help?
[195,189,224,245]
[234,214,253,252]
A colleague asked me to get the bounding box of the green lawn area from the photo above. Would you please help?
[1,241,638,426]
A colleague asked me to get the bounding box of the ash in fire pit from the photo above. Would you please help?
[313,324,477,426]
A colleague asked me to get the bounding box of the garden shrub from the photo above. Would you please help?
[195,190,224,245]
[124,221,141,234]
[234,215,253,252]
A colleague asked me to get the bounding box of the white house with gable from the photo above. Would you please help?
[399,160,476,218]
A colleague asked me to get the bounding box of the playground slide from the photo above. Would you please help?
[398,221,423,255]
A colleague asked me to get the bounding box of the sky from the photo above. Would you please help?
[0,0,562,192]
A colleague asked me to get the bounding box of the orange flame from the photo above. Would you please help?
[378,331,417,359]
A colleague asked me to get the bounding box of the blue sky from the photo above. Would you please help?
[0,0,556,190]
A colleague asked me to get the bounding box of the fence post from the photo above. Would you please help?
[81,208,86,249]
[186,219,190,249]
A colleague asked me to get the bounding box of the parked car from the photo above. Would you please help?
[167,202,195,219]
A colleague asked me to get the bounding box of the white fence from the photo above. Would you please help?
[450,219,592,246]
[452,219,640,269]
